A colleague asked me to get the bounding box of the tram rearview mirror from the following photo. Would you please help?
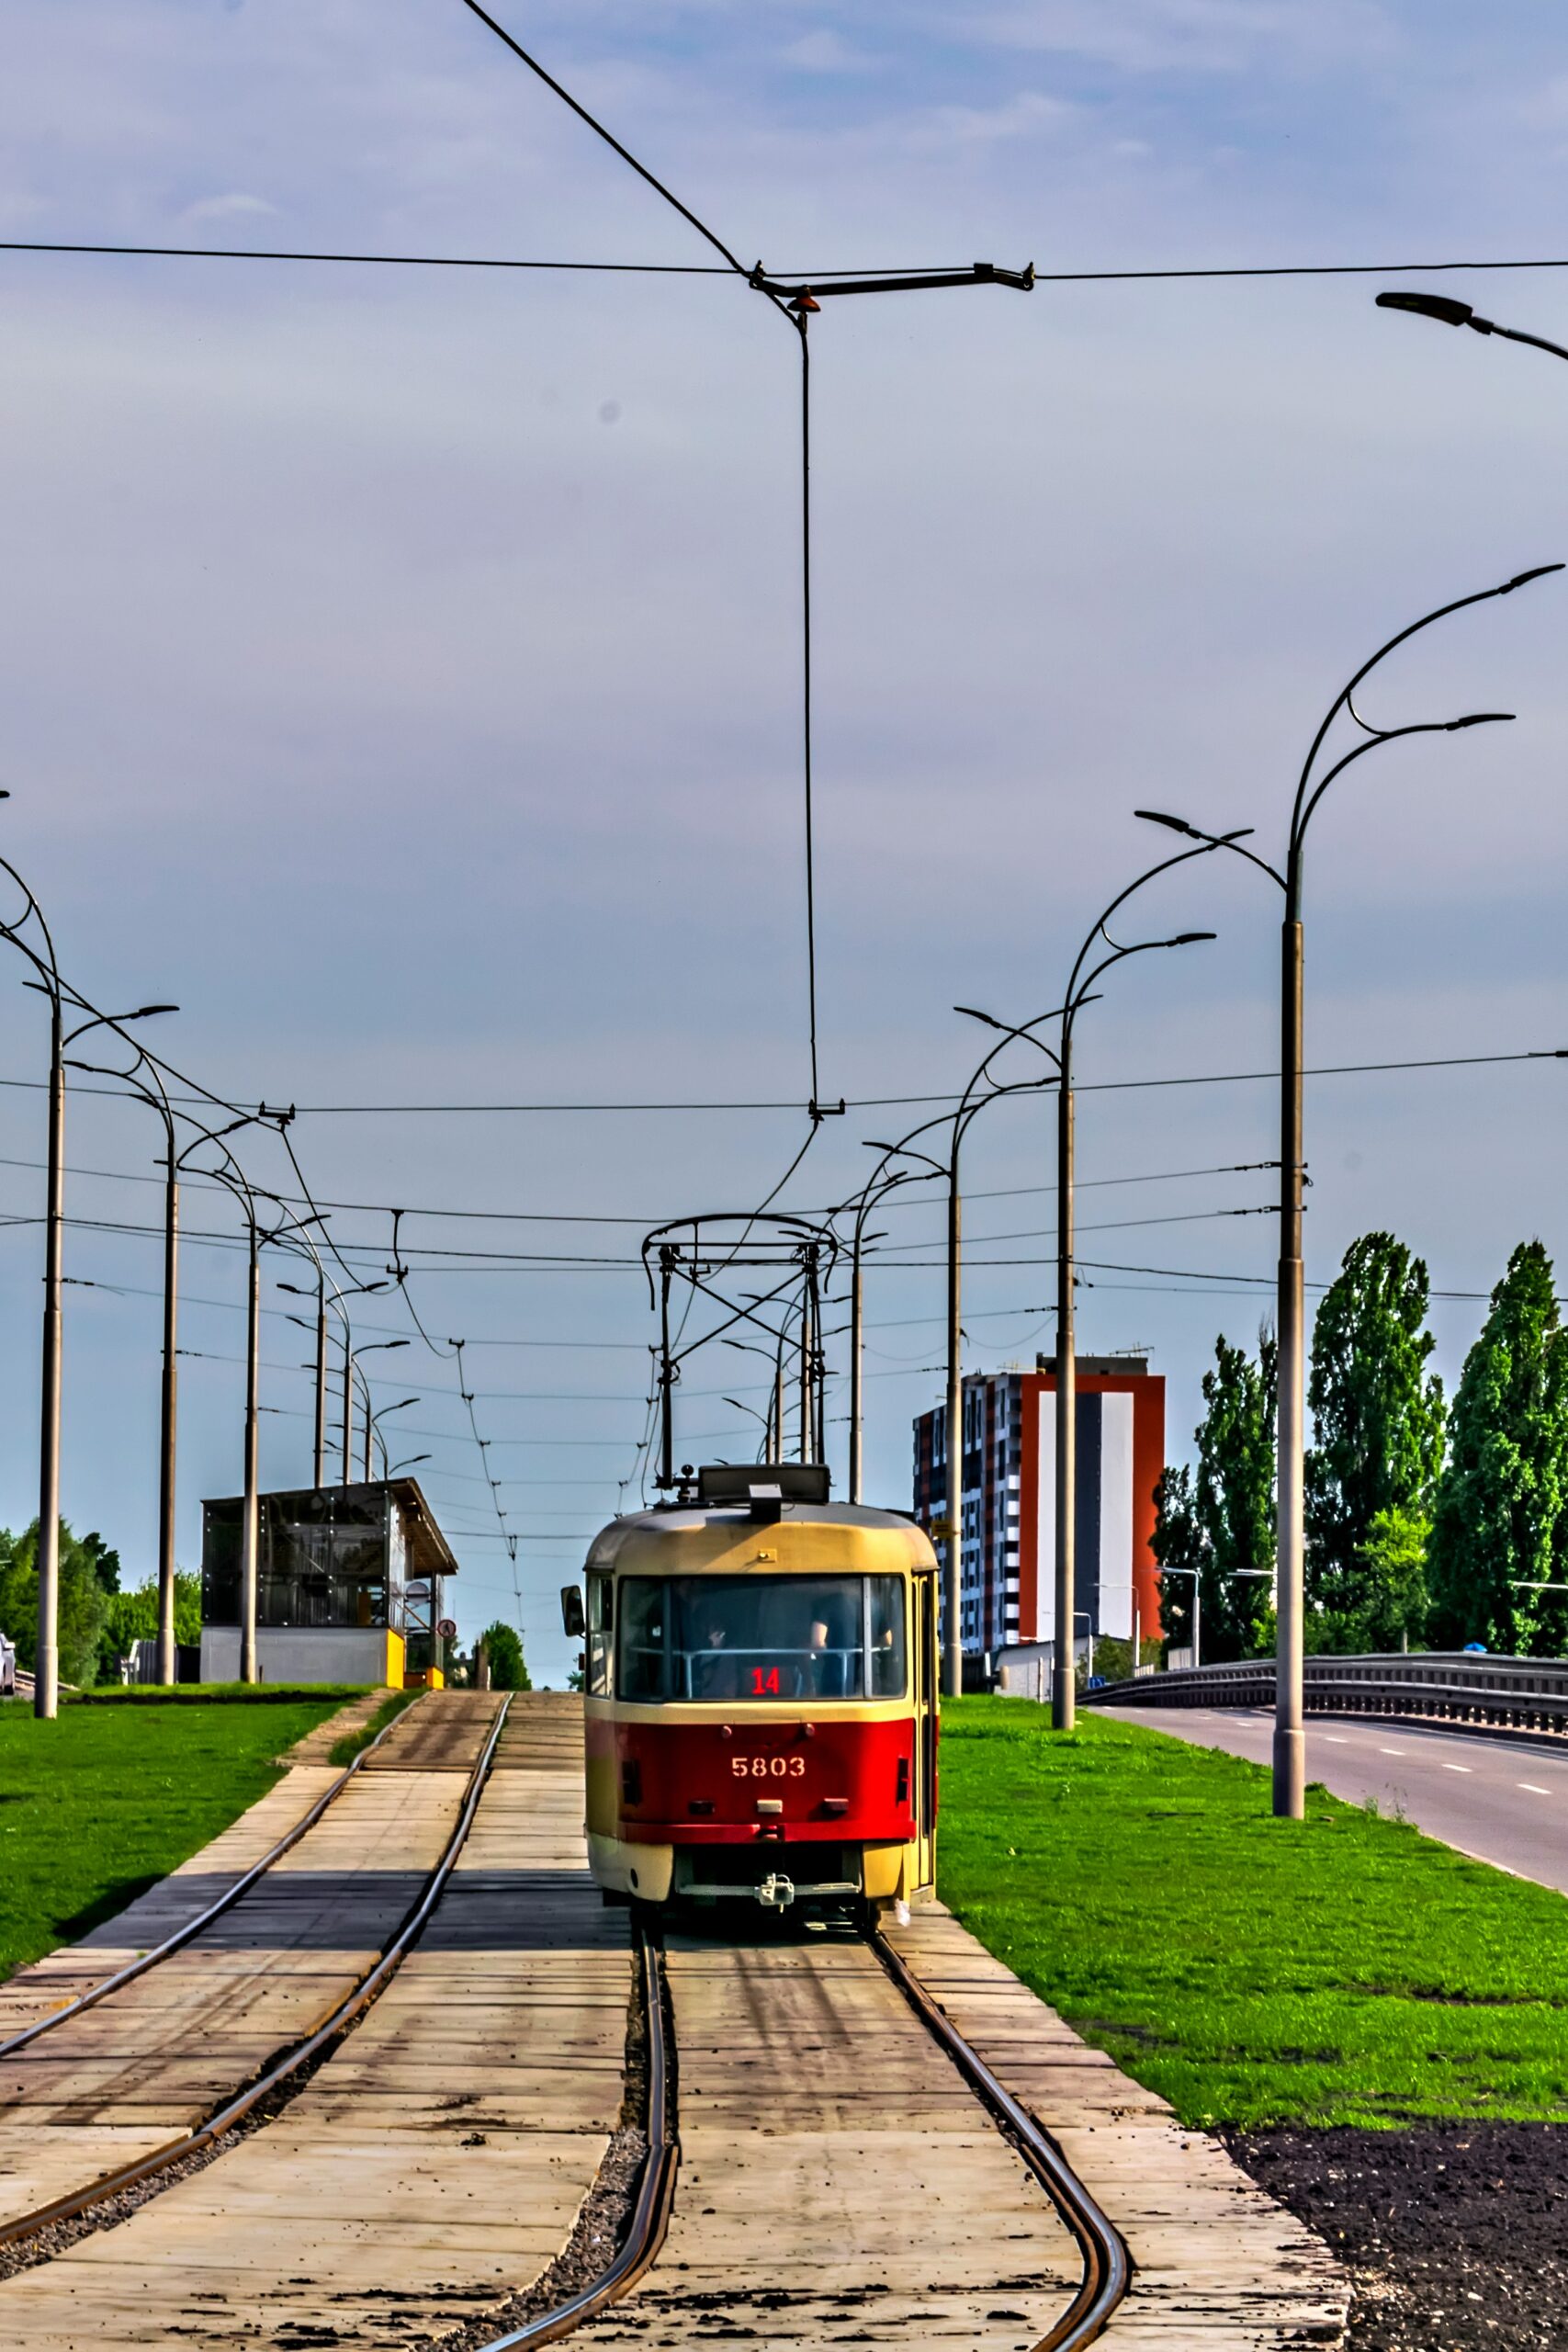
[560,1585,585,1639]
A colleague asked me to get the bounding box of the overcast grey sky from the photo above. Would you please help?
[4,1,1568,1680]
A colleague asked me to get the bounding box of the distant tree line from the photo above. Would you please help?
[1154,1230,1568,1659]
[0,1522,199,1687]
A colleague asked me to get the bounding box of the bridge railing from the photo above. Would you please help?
[1083,1651,1568,1733]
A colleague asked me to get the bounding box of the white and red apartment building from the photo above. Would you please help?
[911,1354,1166,1667]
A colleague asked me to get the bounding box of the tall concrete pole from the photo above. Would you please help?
[155,1159,179,1685]
[312,1297,327,1488]
[34,1001,63,1720]
[848,1244,864,1504]
[240,1224,260,1684]
[943,1174,963,1698]
[342,1334,354,1485]
[1274,907,1306,1818]
[1051,1054,1077,1731]
[798,1283,812,1463]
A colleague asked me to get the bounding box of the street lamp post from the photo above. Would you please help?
[1159,1566,1201,1668]
[959,853,1222,1734]
[65,1070,278,1685]
[353,1340,412,1477]
[8,961,176,1716]
[1137,560,1559,1815]
[368,1396,420,1481]
[869,1059,1057,1698]
[832,1168,921,1504]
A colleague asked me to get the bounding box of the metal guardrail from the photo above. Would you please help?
[1085,1650,1568,1734]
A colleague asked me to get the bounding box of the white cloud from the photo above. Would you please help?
[179,191,279,223]
[778,29,875,74]
[974,0,1395,75]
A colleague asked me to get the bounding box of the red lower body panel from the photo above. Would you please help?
[591,1713,916,1846]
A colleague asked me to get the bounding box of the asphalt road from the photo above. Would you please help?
[1096,1705,1568,1895]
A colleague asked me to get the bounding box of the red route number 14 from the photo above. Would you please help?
[749,1667,781,1695]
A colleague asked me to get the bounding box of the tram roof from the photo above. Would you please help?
[584,1496,936,1572]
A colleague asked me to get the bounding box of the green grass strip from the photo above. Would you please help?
[937,1697,1568,2130]
[0,1694,344,1983]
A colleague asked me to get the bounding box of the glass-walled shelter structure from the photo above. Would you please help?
[199,1478,456,1686]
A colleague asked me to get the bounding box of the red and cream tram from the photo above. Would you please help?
[564,1464,938,1917]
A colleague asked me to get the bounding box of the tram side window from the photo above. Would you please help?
[868,1576,908,1698]
[587,1575,614,1697]
[618,1578,670,1701]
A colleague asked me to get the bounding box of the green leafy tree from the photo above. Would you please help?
[98,1574,202,1682]
[0,1520,113,1688]
[1427,1242,1568,1653]
[1152,1327,1277,1663]
[477,1620,532,1691]
[1304,1233,1444,1641]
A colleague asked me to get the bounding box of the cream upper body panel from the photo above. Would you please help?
[583,1502,937,1580]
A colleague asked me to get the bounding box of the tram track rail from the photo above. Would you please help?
[0,1686,429,2064]
[466,1908,1131,2352]
[0,1691,511,2260]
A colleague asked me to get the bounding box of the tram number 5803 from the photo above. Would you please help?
[731,1755,806,1778]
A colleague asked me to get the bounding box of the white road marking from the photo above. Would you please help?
[1321,1736,1348,1744]
[1519,1784,1551,1795]
[1441,1763,1472,1773]
[1378,1747,1405,1756]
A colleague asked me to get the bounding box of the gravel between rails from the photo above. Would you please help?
[1226,2122,1568,2352]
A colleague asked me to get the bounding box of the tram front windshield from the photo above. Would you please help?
[618,1574,906,1702]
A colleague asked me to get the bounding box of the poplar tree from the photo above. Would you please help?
[1304,1232,1444,1644]
[1427,1242,1568,1654]
[1153,1327,1277,1662]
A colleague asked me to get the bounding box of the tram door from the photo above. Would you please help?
[912,1566,938,1892]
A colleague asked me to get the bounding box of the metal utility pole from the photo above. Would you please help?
[1054,1052,1076,1728]
[16,953,176,1713]
[798,1275,813,1464]
[313,1295,327,1488]
[1138,558,1558,1815]
[37,996,62,1719]
[958,876,1216,1734]
[840,1169,913,1504]
[241,1221,260,1683]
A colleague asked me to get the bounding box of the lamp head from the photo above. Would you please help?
[1169,931,1218,947]
[1446,711,1515,729]
[132,1003,179,1020]
[1134,808,1201,838]
[1375,288,1473,327]
[953,1004,1007,1031]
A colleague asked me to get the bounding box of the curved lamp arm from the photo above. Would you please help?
[1288,565,1561,859]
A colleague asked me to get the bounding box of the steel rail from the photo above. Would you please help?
[0,1693,511,2253]
[0,1689,429,2062]
[462,1910,1122,2352]
[473,1926,677,2349]
[874,1928,1134,2352]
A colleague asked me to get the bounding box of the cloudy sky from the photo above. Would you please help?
[4,0,1568,1679]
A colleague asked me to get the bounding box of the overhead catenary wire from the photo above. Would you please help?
[2,1039,1550,1116]
[15,239,1568,287]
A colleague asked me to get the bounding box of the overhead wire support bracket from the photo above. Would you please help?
[749,261,1036,300]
